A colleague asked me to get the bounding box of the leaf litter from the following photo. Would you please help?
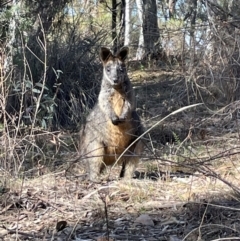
[0,168,240,240]
[1,71,240,240]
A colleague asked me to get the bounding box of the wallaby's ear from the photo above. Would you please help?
[117,46,129,62]
[100,47,112,63]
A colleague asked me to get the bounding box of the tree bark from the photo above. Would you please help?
[136,0,144,60]
[142,0,160,53]
[112,0,118,52]
[124,0,130,46]
[184,0,197,66]
[168,0,177,19]
[118,0,125,48]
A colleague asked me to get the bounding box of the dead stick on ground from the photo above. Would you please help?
[35,195,70,215]
[4,228,45,239]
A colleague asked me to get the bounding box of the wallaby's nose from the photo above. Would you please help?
[113,77,118,84]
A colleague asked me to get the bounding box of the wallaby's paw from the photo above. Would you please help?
[112,118,127,125]
[111,114,127,125]
[111,116,120,125]
[118,116,127,122]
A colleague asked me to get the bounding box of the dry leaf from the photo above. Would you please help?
[169,235,182,241]
[56,220,67,232]
[134,214,154,226]
[0,228,8,238]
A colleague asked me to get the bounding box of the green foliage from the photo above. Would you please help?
[12,78,57,129]
[172,131,181,145]
[163,18,184,30]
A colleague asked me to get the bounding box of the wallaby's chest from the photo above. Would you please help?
[109,89,125,116]
[107,90,133,153]
[104,125,133,165]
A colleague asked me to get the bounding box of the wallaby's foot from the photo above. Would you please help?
[120,158,139,180]
[123,169,135,179]
[87,155,105,182]
[88,177,101,183]
[121,142,143,179]
[88,172,101,183]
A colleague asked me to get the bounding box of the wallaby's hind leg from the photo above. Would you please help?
[120,157,139,179]
[120,140,143,179]
[86,141,105,182]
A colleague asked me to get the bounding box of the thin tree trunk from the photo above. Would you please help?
[6,0,19,74]
[118,0,125,48]
[4,0,21,115]
[124,0,130,46]
[136,0,144,60]
[189,0,197,66]
[112,0,118,52]
[142,0,160,53]
[168,0,177,19]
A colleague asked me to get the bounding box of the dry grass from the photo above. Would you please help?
[1,69,240,240]
[1,160,240,240]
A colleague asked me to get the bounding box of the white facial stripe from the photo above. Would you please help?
[103,68,113,83]
[104,63,119,83]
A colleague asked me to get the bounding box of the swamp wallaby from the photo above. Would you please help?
[79,46,143,181]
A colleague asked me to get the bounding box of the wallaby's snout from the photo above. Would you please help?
[104,62,120,86]
[113,77,118,85]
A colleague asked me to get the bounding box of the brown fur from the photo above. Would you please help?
[79,46,143,182]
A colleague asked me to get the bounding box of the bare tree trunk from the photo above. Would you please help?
[168,0,177,19]
[188,0,197,66]
[118,0,125,48]
[112,0,118,52]
[142,0,160,54]
[136,0,145,60]
[4,0,21,115]
[124,0,130,46]
[5,0,19,74]
[204,0,215,62]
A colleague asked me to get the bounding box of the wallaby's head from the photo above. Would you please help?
[100,46,129,87]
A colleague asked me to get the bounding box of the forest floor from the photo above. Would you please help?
[1,68,240,240]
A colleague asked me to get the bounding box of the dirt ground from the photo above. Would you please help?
[1,69,240,240]
[1,167,240,240]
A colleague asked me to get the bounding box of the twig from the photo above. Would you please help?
[81,185,117,200]
[67,216,82,241]
[35,195,70,215]
[0,203,13,215]
[3,228,45,239]
[98,190,110,241]
[182,223,239,241]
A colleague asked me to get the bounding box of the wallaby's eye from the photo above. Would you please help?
[106,66,111,72]
[118,66,124,72]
